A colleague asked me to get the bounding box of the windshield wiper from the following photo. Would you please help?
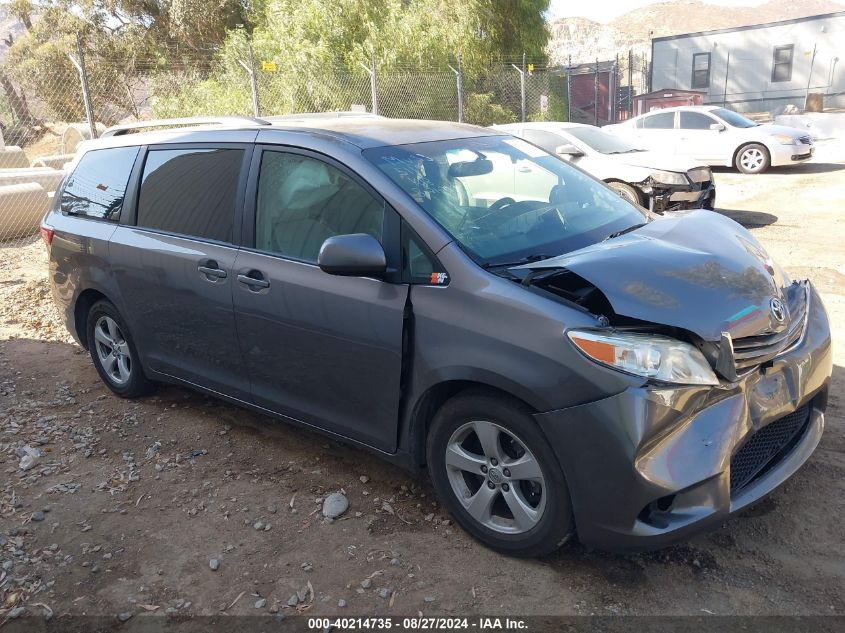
[603,223,646,241]
[482,253,554,270]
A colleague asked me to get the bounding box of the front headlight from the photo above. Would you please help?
[772,133,798,145]
[648,169,688,186]
[567,329,719,385]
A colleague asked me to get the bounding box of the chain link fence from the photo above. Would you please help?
[0,37,650,245]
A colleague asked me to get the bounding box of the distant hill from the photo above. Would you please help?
[547,0,844,64]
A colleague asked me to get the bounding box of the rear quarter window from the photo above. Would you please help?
[60,146,140,221]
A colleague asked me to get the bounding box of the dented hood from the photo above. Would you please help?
[516,211,790,341]
[615,150,704,173]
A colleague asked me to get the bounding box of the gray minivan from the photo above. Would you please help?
[42,118,832,556]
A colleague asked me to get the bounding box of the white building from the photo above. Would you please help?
[650,11,845,113]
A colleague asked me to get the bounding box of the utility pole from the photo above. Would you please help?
[67,32,97,140]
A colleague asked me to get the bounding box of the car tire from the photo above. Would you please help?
[427,391,574,557]
[86,300,153,398]
[735,143,770,174]
[607,181,642,206]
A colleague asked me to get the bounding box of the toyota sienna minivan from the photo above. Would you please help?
[42,117,832,556]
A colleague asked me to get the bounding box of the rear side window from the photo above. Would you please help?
[61,146,139,221]
[642,112,675,129]
[137,148,244,243]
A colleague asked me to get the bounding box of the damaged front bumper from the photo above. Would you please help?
[645,179,716,214]
[535,282,832,552]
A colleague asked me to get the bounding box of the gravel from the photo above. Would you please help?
[254,598,267,609]
[209,558,219,571]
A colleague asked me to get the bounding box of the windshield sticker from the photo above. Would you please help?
[502,138,547,158]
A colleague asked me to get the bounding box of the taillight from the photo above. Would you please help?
[40,224,55,247]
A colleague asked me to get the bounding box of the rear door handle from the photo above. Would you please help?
[237,272,270,289]
[198,261,227,279]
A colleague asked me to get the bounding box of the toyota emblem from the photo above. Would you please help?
[770,297,787,323]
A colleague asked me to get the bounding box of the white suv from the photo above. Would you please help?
[606,106,814,174]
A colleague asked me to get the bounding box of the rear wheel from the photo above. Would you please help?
[86,300,153,398]
[607,181,642,206]
[427,392,574,557]
[735,143,770,174]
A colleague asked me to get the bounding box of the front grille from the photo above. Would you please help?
[730,405,810,493]
[732,283,809,373]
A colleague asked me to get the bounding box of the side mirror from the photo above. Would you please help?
[555,143,584,157]
[318,233,387,277]
[710,123,726,132]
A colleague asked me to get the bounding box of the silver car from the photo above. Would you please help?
[493,122,715,212]
[606,105,814,174]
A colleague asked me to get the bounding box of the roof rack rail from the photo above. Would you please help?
[101,116,271,137]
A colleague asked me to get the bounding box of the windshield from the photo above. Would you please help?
[363,136,647,267]
[711,108,757,128]
[564,127,643,154]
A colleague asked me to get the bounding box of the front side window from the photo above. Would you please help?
[711,107,758,129]
[137,148,243,243]
[680,111,716,130]
[772,45,794,82]
[565,127,643,154]
[255,151,384,263]
[692,52,711,89]
[522,129,567,154]
[642,112,675,129]
[364,136,646,267]
[61,146,139,221]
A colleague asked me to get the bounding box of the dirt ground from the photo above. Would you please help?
[1,145,844,625]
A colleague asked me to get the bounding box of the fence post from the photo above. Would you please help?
[238,38,261,117]
[628,49,634,116]
[612,54,618,122]
[511,55,526,122]
[567,55,572,123]
[594,58,599,126]
[448,54,463,123]
[67,32,97,140]
[360,54,379,115]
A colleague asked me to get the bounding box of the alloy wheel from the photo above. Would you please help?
[93,315,132,385]
[740,148,765,172]
[444,420,547,534]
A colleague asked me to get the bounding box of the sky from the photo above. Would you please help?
[546,0,845,23]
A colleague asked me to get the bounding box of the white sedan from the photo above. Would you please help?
[493,122,715,213]
[605,105,814,174]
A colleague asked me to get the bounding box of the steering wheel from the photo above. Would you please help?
[489,196,516,211]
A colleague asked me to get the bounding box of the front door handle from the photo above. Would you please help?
[237,272,270,289]
[198,261,227,279]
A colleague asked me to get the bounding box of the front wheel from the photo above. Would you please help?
[607,181,642,206]
[735,143,770,174]
[427,392,574,557]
